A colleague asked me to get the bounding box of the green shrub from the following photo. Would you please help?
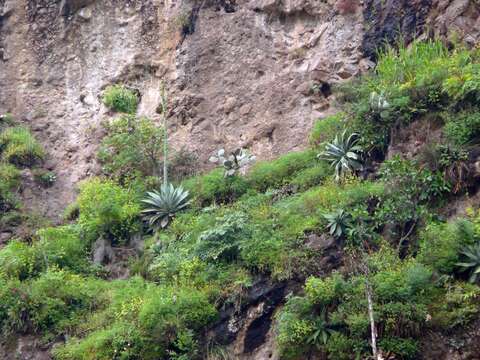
[0,240,37,280]
[0,163,21,213]
[418,219,475,274]
[36,226,91,274]
[276,248,435,359]
[0,278,28,334]
[378,338,418,359]
[289,162,332,190]
[0,126,44,166]
[444,111,480,145]
[27,269,104,334]
[430,282,480,329]
[77,178,141,243]
[248,150,317,191]
[183,168,249,206]
[102,85,139,114]
[98,115,164,184]
[309,113,345,148]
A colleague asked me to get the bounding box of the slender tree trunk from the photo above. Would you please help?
[160,84,168,187]
[365,277,379,360]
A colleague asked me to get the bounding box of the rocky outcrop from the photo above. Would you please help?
[1,0,478,220]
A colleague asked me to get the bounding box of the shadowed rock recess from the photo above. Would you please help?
[1,0,480,359]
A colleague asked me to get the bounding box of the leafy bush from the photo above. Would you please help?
[141,183,190,229]
[102,85,139,114]
[77,178,141,243]
[276,247,434,359]
[444,111,480,145]
[248,150,317,191]
[338,40,480,155]
[0,240,37,280]
[0,126,44,166]
[195,211,249,261]
[36,226,92,274]
[0,163,21,213]
[418,219,475,274]
[98,115,164,185]
[289,162,332,190]
[183,168,249,206]
[376,157,450,249]
[309,113,345,148]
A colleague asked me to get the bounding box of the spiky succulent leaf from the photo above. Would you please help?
[456,242,480,283]
[141,183,190,229]
[318,130,363,181]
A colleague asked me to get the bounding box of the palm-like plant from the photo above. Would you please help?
[141,183,190,229]
[307,310,336,349]
[319,130,363,181]
[456,243,480,283]
[323,209,350,239]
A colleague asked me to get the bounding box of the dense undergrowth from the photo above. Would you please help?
[1,40,480,359]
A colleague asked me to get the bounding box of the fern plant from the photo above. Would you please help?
[318,130,363,181]
[141,183,190,229]
[456,243,480,283]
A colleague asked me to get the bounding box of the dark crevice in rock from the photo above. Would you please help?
[243,283,285,353]
[362,0,433,60]
[210,278,288,347]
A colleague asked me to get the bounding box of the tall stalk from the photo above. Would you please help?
[160,84,168,187]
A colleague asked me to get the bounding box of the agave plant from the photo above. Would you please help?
[456,242,480,283]
[209,148,256,177]
[318,130,363,181]
[141,183,190,229]
[323,209,350,239]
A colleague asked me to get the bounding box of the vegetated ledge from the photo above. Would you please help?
[1,39,480,360]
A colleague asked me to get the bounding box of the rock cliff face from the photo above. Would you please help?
[1,0,478,218]
[1,1,480,359]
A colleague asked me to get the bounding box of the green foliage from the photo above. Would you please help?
[338,40,480,154]
[444,110,480,145]
[0,163,21,213]
[33,169,57,188]
[183,168,249,206]
[195,211,248,262]
[376,157,450,249]
[309,113,345,148]
[209,148,256,177]
[36,226,92,274]
[77,178,141,243]
[430,282,480,329]
[323,209,350,238]
[289,162,332,191]
[0,126,44,166]
[0,240,37,280]
[248,150,318,191]
[319,131,363,181]
[277,247,435,359]
[141,183,190,229]
[418,219,475,274]
[456,242,480,283]
[102,85,139,114]
[98,115,164,185]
